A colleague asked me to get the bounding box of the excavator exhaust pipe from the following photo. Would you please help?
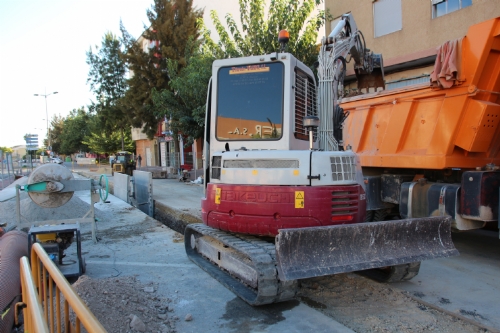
[275,216,458,281]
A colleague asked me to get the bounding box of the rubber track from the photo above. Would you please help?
[185,224,297,305]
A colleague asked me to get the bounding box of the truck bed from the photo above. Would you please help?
[341,17,500,170]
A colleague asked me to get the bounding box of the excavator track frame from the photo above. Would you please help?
[185,224,298,306]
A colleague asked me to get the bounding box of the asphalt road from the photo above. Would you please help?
[393,227,500,327]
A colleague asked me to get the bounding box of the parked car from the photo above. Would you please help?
[75,154,85,162]
[50,157,63,164]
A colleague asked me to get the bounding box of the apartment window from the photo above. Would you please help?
[373,0,402,37]
[432,0,472,18]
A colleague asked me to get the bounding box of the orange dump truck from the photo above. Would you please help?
[340,17,500,231]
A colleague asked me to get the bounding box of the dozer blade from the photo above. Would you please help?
[275,216,458,281]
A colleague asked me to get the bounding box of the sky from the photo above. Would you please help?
[0,0,243,148]
[0,0,154,147]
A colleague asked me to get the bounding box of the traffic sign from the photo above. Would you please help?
[25,133,39,150]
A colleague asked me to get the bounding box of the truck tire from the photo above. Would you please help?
[373,209,389,222]
[360,262,421,282]
[362,208,421,282]
[364,209,388,222]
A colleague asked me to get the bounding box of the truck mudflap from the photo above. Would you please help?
[275,216,459,281]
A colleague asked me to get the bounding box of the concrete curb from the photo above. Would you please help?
[153,201,202,234]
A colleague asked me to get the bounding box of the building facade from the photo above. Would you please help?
[11,145,27,161]
[325,0,500,90]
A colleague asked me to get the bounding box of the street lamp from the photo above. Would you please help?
[34,90,58,152]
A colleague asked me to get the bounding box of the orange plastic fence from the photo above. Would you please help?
[22,243,107,333]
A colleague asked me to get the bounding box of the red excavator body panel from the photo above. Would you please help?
[202,183,366,236]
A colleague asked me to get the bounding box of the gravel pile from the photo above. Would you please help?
[0,191,115,228]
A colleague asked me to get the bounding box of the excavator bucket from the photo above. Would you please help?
[275,216,458,281]
[356,67,384,91]
[355,53,385,92]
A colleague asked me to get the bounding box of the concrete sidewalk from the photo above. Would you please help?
[73,166,204,232]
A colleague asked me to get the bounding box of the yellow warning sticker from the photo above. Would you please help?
[295,191,304,208]
[215,188,221,204]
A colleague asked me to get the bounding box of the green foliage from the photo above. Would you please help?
[120,0,203,139]
[47,115,65,154]
[0,146,13,153]
[82,129,134,155]
[58,108,93,155]
[152,0,328,144]
[87,32,127,103]
[204,0,329,67]
[87,32,130,150]
[151,37,213,145]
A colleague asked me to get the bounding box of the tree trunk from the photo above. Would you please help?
[121,127,125,151]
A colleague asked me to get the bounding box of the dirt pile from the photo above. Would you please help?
[72,275,180,333]
[299,273,489,333]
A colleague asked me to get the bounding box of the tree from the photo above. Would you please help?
[0,147,13,153]
[87,32,129,150]
[151,0,329,145]
[82,130,135,156]
[204,0,329,67]
[47,115,65,154]
[151,37,213,145]
[120,0,203,139]
[58,108,93,155]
